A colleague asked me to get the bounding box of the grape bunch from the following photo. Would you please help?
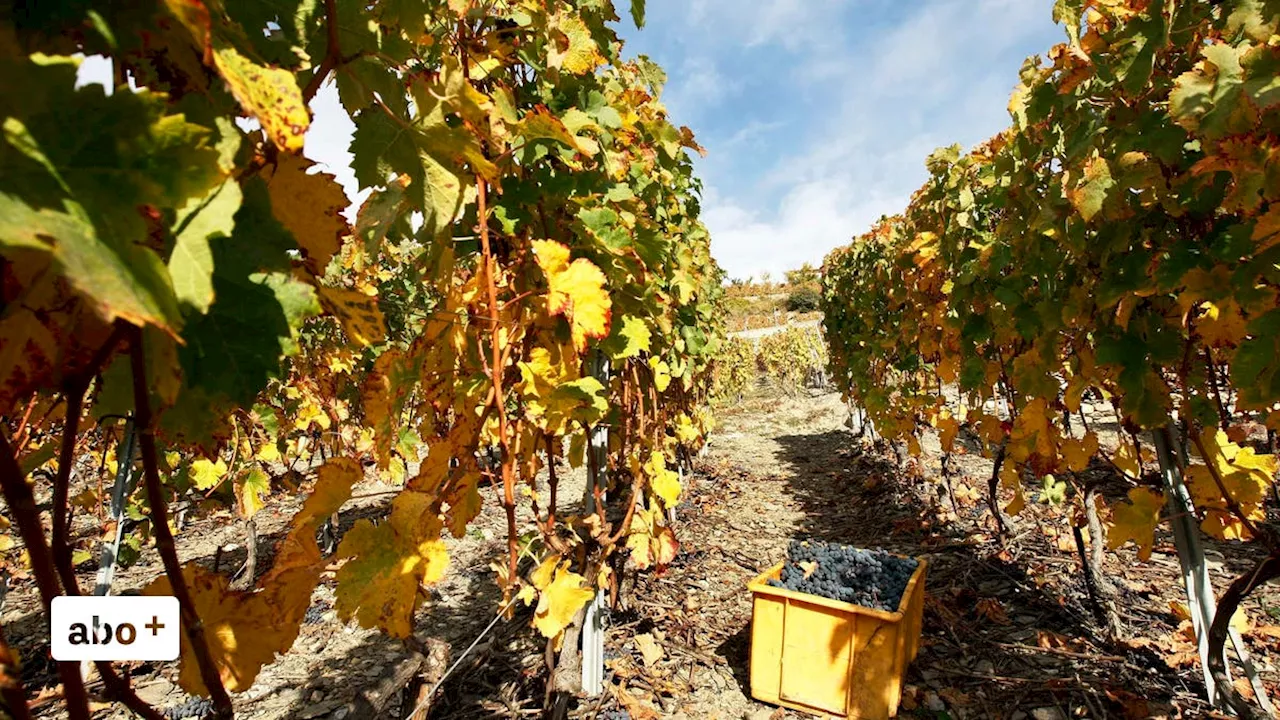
[162,696,213,719]
[767,540,918,611]
[303,602,328,625]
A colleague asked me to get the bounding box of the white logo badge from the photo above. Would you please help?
[51,596,180,661]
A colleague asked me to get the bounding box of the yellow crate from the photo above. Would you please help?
[747,556,927,719]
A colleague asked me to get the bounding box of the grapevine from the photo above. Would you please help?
[711,336,755,404]
[0,0,723,716]
[822,1,1280,714]
[757,326,828,394]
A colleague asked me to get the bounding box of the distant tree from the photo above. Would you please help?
[785,286,821,312]
[785,262,819,287]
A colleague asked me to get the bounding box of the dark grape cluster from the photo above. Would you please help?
[162,696,212,719]
[767,540,918,612]
[303,602,328,625]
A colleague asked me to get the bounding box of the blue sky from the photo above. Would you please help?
[619,0,1064,280]
[78,0,1064,281]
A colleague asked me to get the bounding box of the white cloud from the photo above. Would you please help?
[745,0,852,50]
[661,55,737,121]
[705,178,906,282]
[721,120,785,150]
[684,0,1062,280]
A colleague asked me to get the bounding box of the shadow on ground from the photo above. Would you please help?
[764,428,1210,718]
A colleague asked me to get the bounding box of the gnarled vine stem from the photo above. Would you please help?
[129,327,234,718]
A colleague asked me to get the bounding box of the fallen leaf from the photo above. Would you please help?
[976,597,1009,625]
[634,632,664,668]
[1104,687,1151,720]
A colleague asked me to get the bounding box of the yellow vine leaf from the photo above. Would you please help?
[318,286,386,347]
[1197,301,1248,348]
[531,555,560,591]
[674,413,700,445]
[255,440,280,463]
[161,0,309,152]
[212,44,309,152]
[144,565,277,694]
[1009,398,1055,467]
[646,451,681,508]
[70,489,96,514]
[235,467,269,517]
[383,456,405,485]
[626,505,679,570]
[0,290,78,415]
[362,348,420,468]
[936,411,959,453]
[293,396,330,432]
[1114,440,1141,478]
[532,240,612,353]
[1005,485,1027,516]
[265,459,360,585]
[1065,153,1113,222]
[905,435,920,457]
[649,357,672,392]
[533,563,595,638]
[1186,427,1277,541]
[547,11,605,75]
[1107,488,1166,561]
[1176,266,1231,313]
[264,154,350,273]
[518,346,607,435]
[1063,375,1088,413]
[411,441,455,498]
[612,316,652,360]
[190,457,227,490]
[1061,432,1099,473]
[568,432,587,469]
[907,231,940,266]
[254,458,359,626]
[442,471,483,538]
[334,496,449,638]
[999,463,1025,516]
[976,413,1004,446]
[516,106,593,154]
[937,354,959,384]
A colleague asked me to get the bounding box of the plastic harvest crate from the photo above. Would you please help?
[747,557,927,719]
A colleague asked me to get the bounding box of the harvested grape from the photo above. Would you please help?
[766,540,918,611]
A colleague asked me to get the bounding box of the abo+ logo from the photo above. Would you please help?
[51,596,180,661]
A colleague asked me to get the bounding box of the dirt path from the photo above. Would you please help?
[601,386,1272,719]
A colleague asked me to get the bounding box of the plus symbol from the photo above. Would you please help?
[145,616,166,636]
